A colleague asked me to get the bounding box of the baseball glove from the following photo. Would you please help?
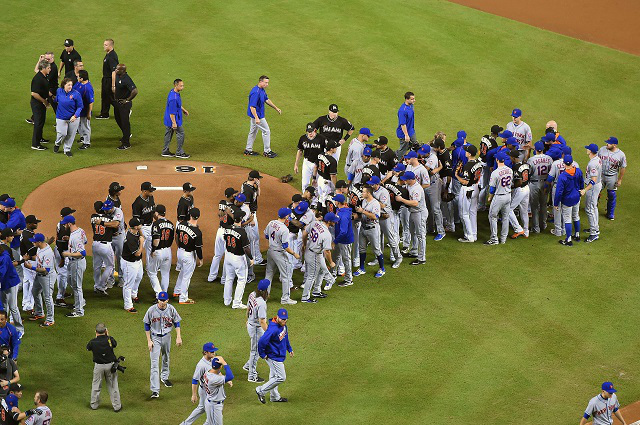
[441,192,455,203]
[280,174,293,183]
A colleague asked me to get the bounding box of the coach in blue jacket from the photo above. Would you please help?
[255,308,293,404]
[554,155,584,246]
[333,194,353,288]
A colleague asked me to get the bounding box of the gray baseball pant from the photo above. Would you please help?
[150,333,172,393]
[256,358,286,401]
[301,250,323,301]
[205,399,224,425]
[508,186,530,236]
[551,184,564,235]
[33,272,56,323]
[10,248,22,283]
[451,179,462,223]
[441,178,455,231]
[399,206,411,248]
[359,224,382,258]
[245,324,265,381]
[458,186,479,242]
[425,180,445,235]
[1,286,23,335]
[55,118,80,153]
[409,211,427,261]
[78,116,91,144]
[163,125,185,155]
[351,221,361,267]
[334,243,353,284]
[489,194,511,242]
[91,362,121,410]
[54,250,68,300]
[92,241,114,291]
[67,258,86,315]
[107,232,125,287]
[561,204,580,230]
[264,249,294,302]
[380,218,401,261]
[181,387,206,425]
[585,182,602,235]
[395,134,417,159]
[478,165,491,208]
[246,117,271,153]
[528,181,546,233]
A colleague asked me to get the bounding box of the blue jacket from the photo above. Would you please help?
[4,208,25,249]
[163,89,183,127]
[334,207,354,244]
[554,168,584,207]
[396,103,415,139]
[246,85,268,119]
[0,322,21,360]
[55,87,83,120]
[0,251,19,293]
[258,319,292,362]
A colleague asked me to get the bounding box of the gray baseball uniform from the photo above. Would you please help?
[423,153,445,235]
[584,156,603,235]
[245,291,267,380]
[359,197,382,258]
[301,221,332,301]
[373,186,401,262]
[32,244,58,324]
[506,120,532,155]
[264,220,294,303]
[181,356,211,425]
[143,303,182,393]
[204,370,227,425]
[344,138,365,176]
[598,146,627,190]
[583,393,619,425]
[527,153,553,233]
[107,206,125,288]
[24,405,53,425]
[67,227,88,315]
[488,165,513,243]
[406,181,427,261]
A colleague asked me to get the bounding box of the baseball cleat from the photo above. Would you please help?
[483,239,498,245]
[254,260,267,266]
[94,289,108,296]
[161,379,173,388]
[401,248,411,255]
[25,118,34,124]
[337,281,353,287]
[606,215,614,221]
[256,389,266,404]
[95,115,109,119]
[31,144,47,151]
[180,299,196,304]
[550,229,563,237]
[151,392,159,399]
[78,143,90,150]
[585,235,599,243]
[161,151,175,157]
[558,239,573,246]
[53,144,60,153]
[263,151,278,158]
[65,151,73,157]
[510,231,525,239]
[301,298,317,304]
[39,321,55,328]
[133,297,140,303]
[410,260,426,266]
[281,299,298,305]
[353,268,366,277]
[248,376,265,383]
[392,258,402,268]
[232,303,247,309]
[434,233,445,241]
[244,150,259,156]
[374,269,385,278]
[28,315,45,321]
[272,398,288,402]
[573,235,581,242]
[54,299,69,307]
[65,311,83,318]
[125,308,137,313]
[367,260,378,266]
[175,152,191,159]
[243,364,250,371]
[312,292,328,298]
[323,282,333,291]
[117,144,131,150]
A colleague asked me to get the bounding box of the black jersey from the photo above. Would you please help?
[384,182,409,211]
[317,153,337,180]
[103,49,119,78]
[480,136,498,161]
[20,228,37,258]
[437,150,453,179]
[176,222,203,259]
[377,147,398,175]
[151,218,175,251]
[323,196,338,215]
[297,133,327,163]
[56,221,70,253]
[47,62,59,95]
[107,194,122,208]
[362,163,381,184]
[114,72,136,100]
[131,195,155,226]
[241,182,259,213]
[177,196,194,222]
[223,226,250,256]
[122,230,142,262]
[0,397,20,425]
[512,162,531,187]
[348,184,364,210]
[218,200,232,229]
[460,160,483,187]
[91,213,115,242]
[312,115,354,143]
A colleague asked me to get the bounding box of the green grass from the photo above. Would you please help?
[1,0,639,423]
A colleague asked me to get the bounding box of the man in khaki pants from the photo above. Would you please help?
[86,323,122,411]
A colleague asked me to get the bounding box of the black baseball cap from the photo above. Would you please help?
[291,194,303,202]
[183,182,196,192]
[0,194,9,202]
[374,136,388,145]
[508,149,520,158]
[189,208,201,219]
[64,39,74,47]
[60,206,76,216]
[371,149,381,159]
[25,215,41,224]
[129,217,141,227]
[8,383,22,393]
[109,182,125,192]
[94,201,104,213]
[336,180,348,189]
[329,104,339,113]
[224,187,236,198]
[155,204,166,215]
[141,182,156,192]
[306,122,316,132]
[464,144,478,156]
[490,125,504,134]
[326,140,339,150]
[304,186,316,195]
[1,229,18,239]
[249,170,263,179]
[433,138,445,149]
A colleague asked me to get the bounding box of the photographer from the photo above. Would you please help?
[0,345,19,397]
[86,323,122,412]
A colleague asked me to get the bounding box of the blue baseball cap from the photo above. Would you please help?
[29,233,46,243]
[457,130,467,139]
[506,137,519,147]
[278,207,292,218]
[400,171,416,181]
[235,193,246,203]
[584,143,598,154]
[211,358,223,369]
[61,215,76,225]
[294,201,309,214]
[4,394,18,409]
[498,130,513,139]
[363,147,373,157]
[496,152,508,162]
[543,132,556,142]
[453,138,464,148]
[102,200,115,211]
[203,342,218,353]
[418,144,431,155]
[393,163,406,172]
[602,382,617,393]
[332,194,346,203]
[563,155,573,165]
[404,150,418,159]
[367,176,381,186]
[534,141,545,152]
[605,136,618,145]
[323,212,339,222]
[511,108,522,118]
[562,145,572,155]
[157,291,169,301]
[0,198,16,208]
[547,148,562,161]
[277,308,288,320]
[257,279,271,290]
[359,127,374,136]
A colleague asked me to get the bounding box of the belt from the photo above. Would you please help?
[207,399,224,405]
[69,257,85,261]
[141,224,152,227]
[363,225,377,230]
[152,333,169,338]
[529,179,539,182]
[603,174,616,177]
[97,241,111,244]
[179,248,195,253]
[309,249,322,254]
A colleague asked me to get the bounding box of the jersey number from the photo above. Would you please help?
[95,225,106,236]
[537,165,549,176]
[226,235,236,248]
[500,176,512,187]
[179,233,190,245]
[309,228,319,243]
[270,231,276,241]
[161,229,172,241]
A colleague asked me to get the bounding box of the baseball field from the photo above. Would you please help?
[2,0,639,424]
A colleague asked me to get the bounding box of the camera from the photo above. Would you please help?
[111,356,126,373]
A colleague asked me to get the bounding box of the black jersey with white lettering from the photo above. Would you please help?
[122,230,142,262]
[512,162,531,187]
[362,163,381,184]
[378,148,398,175]
[480,136,498,161]
[223,226,250,256]
[384,182,409,211]
[177,196,194,222]
[312,115,354,143]
[323,196,338,215]
[56,221,70,253]
[107,194,122,208]
[176,222,203,259]
[297,134,327,163]
[218,200,233,229]
[460,160,483,187]
[152,218,175,250]
[91,213,115,242]
[241,182,259,213]
[437,150,453,179]
[20,228,37,258]
[317,153,337,180]
[0,397,21,425]
[348,184,364,209]
[131,195,155,225]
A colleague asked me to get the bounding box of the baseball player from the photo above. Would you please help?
[288,201,315,271]
[450,134,468,223]
[347,147,372,185]
[332,194,354,287]
[143,291,183,398]
[598,137,627,220]
[264,209,299,305]
[455,145,482,243]
[233,193,256,282]
[90,200,117,296]
[300,213,337,303]
[132,181,156,269]
[203,356,234,425]
[294,123,327,191]
[121,217,144,313]
[0,199,26,287]
[485,152,513,245]
[1,393,45,424]
[507,149,531,239]
[149,205,174,293]
[433,137,455,232]
[353,186,385,277]
[61,215,87,318]
[397,171,427,265]
[375,136,399,178]
[106,182,125,287]
[25,233,57,327]
[347,182,364,267]
[362,150,382,184]
[19,215,41,313]
[419,144,445,240]
[403,151,430,255]
[554,155,584,246]
[581,144,603,242]
[177,183,195,222]
[255,308,293,404]
[383,163,409,246]
[245,279,271,382]
[506,108,533,160]
[313,103,355,163]
[173,208,203,304]
[527,141,553,233]
[179,342,219,425]
[478,126,501,209]
[368,176,402,268]
[344,128,373,176]
[208,188,238,283]
[223,211,253,309]
[242,171,264,266]
[543,120,567,147]
[580,382,627,425]
[546,146,579,236]
[315,141,339,206]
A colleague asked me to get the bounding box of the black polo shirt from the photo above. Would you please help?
[31,71,49,101]
[47,62,59,95]
[60,48,81,75]
[86,335,118,364]
[114,73,136,100]
[103,50,119,78]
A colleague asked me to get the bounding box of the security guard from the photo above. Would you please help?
[113,64,138,150]
[86,323,122,411]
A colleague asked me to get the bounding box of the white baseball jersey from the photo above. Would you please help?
[407,181,426,213]
[247,291,267,327]
[193,356,212,391]
[548,159,579,184]
[373,186,392,215]
[527,154,553,181]
[348,157,368,184]
[264,220,290,252]
[489,166,514,195]
[345,138,365,171]
[423,153,439,177]
[69,227,88,254]
[112,206,125,234]
[406,163,430,186]
[506,121,532,148]
[306,221,332,253]
[586,156,602,184]
[240,204,252,223]
[36,244,57,273]
[583,393,619,425]
[204,370,226,401]
[299,210,316,233]
[143,304,182,335]
[598,146,627,176]
[24,406,53,425]
[360,198,381,225]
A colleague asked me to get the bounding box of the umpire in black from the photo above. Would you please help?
[97,39,118,120]
[30,60,52,151]
[113,64,138,150]
[87,322,122,412]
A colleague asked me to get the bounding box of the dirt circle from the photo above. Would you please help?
[22,161,298,260]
